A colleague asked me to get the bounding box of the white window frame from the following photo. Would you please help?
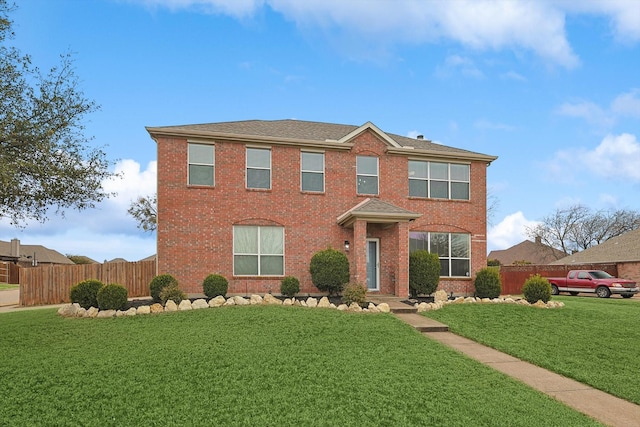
[409,231,471,277]
[233,225,284,276]
[246,147,272,190]
[408,160,470,200]
[356,155,379,195]
[300,151,325,192]
[187,143,215,186]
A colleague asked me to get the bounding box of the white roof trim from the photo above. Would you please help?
[337,121,402,148]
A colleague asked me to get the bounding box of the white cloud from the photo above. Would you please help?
[131,0,640,68]
[555,100,614,128]
[611,89,640,118]
[474,119,515,132]
[501,71,528,82]
[0,159,157,262]
[488,211,540,251]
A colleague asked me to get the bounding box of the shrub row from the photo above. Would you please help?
[69,280,128,311]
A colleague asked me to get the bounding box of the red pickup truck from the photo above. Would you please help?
[547,270,639,298]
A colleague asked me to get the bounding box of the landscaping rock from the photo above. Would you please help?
[223,298,235,306]
[76,307,87,318]
[299,300,307,307]
[283,298,293,306]
[250,294,263,305]
[434,289,449,303]
[377,303,390,313]
[233,296,250,306]
[368,303,380,313]
[336,304,348,311]
[164,300,177,312]
[348,302,362,312]
[150,303,164,313]
[136,305,151,315]
[516,299,530,306]
[306,297,318,308]
[533,300,547,308]
[317,297,331,308]
[178,300,193,311]
[208,296,226,308]
[86,307,99,318]
[97,310,116,318]
[263,294,282,305]
[417,302,430,312]
[58,303,81,317]
[192,299,208,310]
[293,299,302,307]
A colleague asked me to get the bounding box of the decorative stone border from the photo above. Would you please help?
[57,294,391,318]
[415,290,565,313]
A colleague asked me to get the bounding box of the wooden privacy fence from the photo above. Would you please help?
[499,263,618,295]
[0,262,20,284]
[19,260,156,306]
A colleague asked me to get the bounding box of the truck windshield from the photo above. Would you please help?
[590,271,613,279]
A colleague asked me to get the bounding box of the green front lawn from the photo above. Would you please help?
[424,296,640,405]
[0,306,601,426]
[0,284,19,291]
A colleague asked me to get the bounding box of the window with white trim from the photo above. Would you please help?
[409,231,470,277]
[188,143,214,186]
[246,147,271,189]
[408,161,469,200]
[357,155,378,195]
[233,226,284,276]
[301,151,324,192]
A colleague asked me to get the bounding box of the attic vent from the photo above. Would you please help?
[416,135,424,140]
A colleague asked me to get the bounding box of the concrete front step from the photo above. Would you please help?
[394,312,449,332]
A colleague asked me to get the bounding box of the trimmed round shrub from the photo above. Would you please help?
[96,283,128,311]
[203,274,228,298]
[409,250,440,298]
[474,267,502,299]
[310,248,350,296]
[150,274,178,303]
[342,282,367,307]
[280,276,300,298]
[522,274,552,304]
[70,279,104,309]
[160,282,186,304]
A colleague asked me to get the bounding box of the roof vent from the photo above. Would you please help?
[416,135,424,140]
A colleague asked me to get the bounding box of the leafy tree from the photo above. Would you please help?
[526,205,640,258]
[128,194,157,232]
[0,1,115,226]
[66,254,96,264]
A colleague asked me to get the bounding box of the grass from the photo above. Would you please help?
[0,306,602,426]
[0,284,19,291]
[424,296,640,405]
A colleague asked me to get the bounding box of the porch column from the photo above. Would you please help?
[353,219,367,286]
[395,221,410,297]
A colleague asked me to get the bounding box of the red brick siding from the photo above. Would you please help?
[157,129,488,296]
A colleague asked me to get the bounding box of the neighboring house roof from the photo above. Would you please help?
[139,254,156,262]
[337,198,422,227]
[147,119,498,163]
[106,257,128,263]
[550,228,640,265]
[488,239,567,265]
[0,240,74,265]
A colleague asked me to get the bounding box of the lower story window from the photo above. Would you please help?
[233,225,284,276]
[409,231,470,277]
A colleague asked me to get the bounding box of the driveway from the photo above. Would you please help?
[0,289,19,307]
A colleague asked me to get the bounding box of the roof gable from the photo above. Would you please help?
[488,239,567,265]
[551,228,640,265]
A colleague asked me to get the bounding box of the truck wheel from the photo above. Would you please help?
[551,285,559,295]
[569,291,579,296]
[596,286,611,298]
[622,294,633,299]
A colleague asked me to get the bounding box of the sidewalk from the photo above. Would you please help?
[371,297,640,427]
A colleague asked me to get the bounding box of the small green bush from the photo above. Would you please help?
[97,283,128,311]
[342,283,367,307]
[160,282,186,305]
[203,274,228,298]
[409,250,440,298]
[70,279,104,309]
[474,267,502,299]
[150,274,178,303]
[522,274,552,304]
[310,248,350,296]
[280,276,300,298]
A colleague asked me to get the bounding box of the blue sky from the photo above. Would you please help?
[2,0,640,262]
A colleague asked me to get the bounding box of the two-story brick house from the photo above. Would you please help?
[147,120,497,297]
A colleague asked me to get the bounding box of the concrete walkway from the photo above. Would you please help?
[370,296,640,427]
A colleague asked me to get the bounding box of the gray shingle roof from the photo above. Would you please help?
[0,240,74,265]
[337,198,422,227]
[550,228,640,264]
[488,239,567,265]
[147,119,496,160]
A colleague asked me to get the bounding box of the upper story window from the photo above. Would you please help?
[356,155,378,195]
[301,151,324,192]
[188,143,214,186]
[408,161,469,200]
[409,231,470,277]
[246,147,271,189]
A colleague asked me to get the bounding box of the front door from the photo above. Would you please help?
[366,238,380,291]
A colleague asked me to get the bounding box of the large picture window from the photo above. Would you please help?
[408,161,469,200]
[301,151,324,192]
[188,143,214,186]
[246,147,271,189]
[409,231,470,277]
[233,226,284,276]
[357,155,378,195]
